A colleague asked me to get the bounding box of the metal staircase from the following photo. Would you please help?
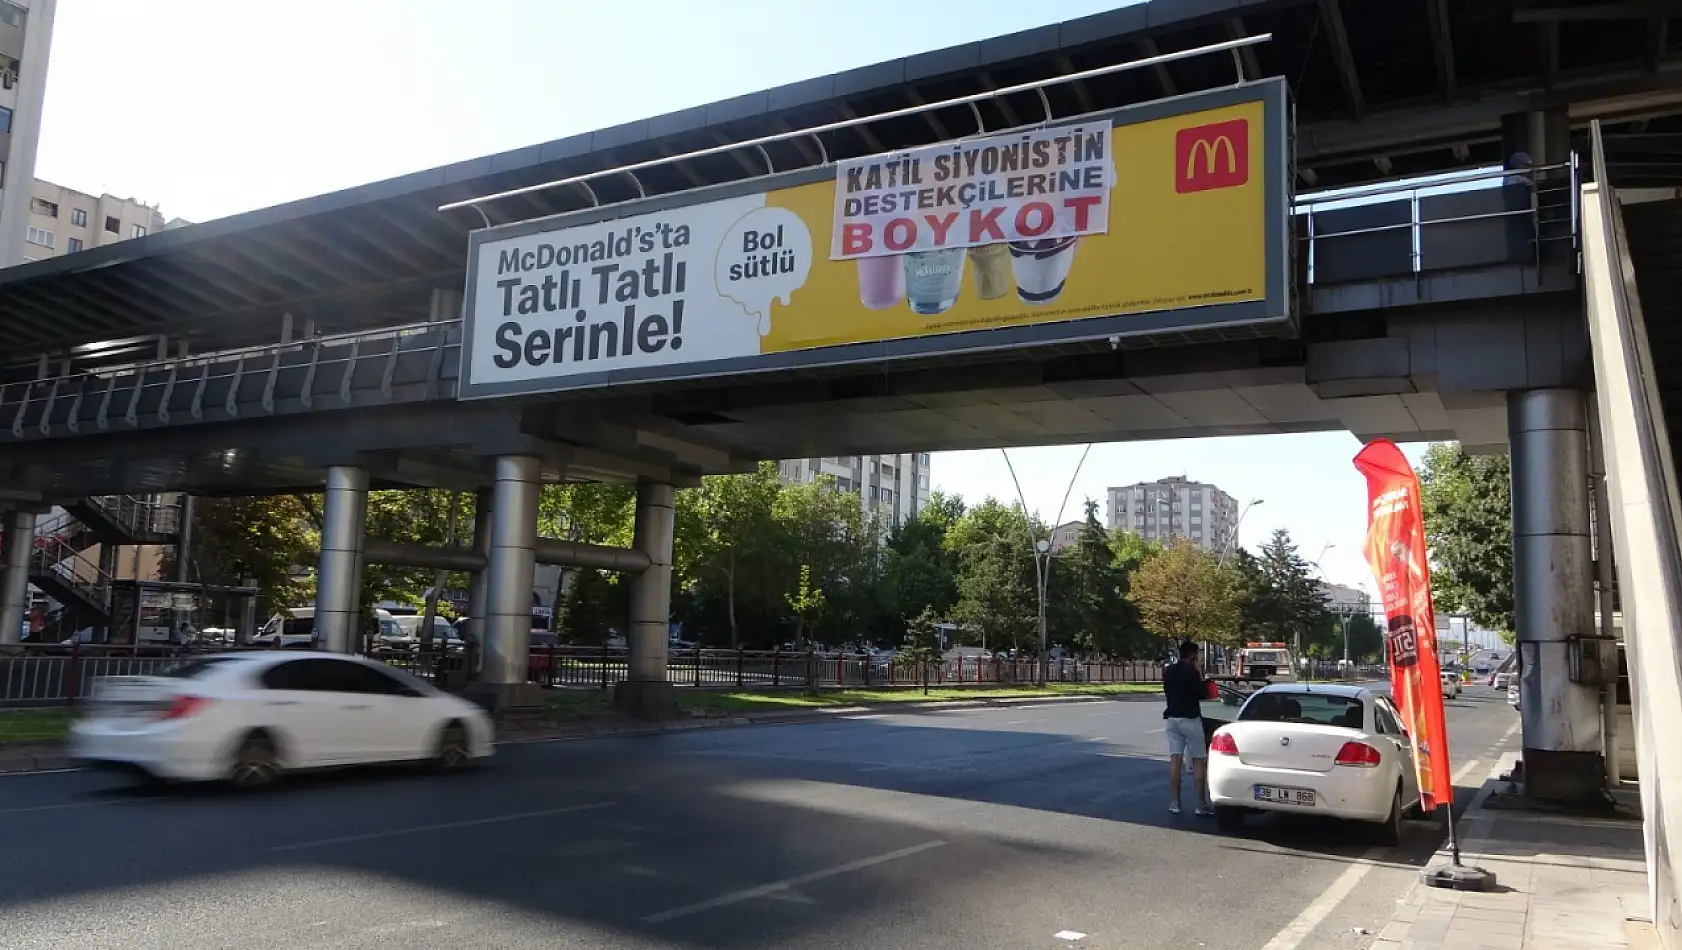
[0,495,181,634]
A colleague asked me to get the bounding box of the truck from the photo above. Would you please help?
[1234,642,1298,683]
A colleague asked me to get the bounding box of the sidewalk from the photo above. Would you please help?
[1374,755,1655,950]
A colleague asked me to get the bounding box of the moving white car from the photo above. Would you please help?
[70,651,494,788]
[1440,669,1462,699]
[1207,683,1423,845]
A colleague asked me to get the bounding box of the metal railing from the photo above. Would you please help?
[81,494,180,537]
[1297,159,1581,285]
[25,535,110,611]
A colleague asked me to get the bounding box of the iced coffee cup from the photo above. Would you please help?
[903,247,967,315]
[855,255,905,310]
[967,243,1011,300]
[1008,236,1079,305]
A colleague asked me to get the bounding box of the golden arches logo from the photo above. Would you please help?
[1174,118,1249,193]
[1184,135,1238,178]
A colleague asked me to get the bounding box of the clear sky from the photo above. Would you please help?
[33,0,1434,592]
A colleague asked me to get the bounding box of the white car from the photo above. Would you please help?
[70,651,494,787]
[1207,683,1423,845]
[1440,671,1462,699]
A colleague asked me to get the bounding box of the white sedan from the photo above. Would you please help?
[71,651,495,788]
[1207,683,1423,845]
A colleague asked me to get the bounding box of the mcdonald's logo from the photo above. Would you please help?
[1175,118,1249,193]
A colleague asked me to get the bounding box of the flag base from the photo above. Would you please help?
[1421,863,1497,891]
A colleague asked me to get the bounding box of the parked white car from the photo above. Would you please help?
[70,652,494,787]
[1207,683,1423,845]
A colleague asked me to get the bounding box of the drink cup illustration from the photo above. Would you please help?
[902,247,967,315]
[855,255,905,310]
[1008,236,1079,305]
[967,243,1012,300]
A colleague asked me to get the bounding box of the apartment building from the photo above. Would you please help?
[25,178,166,261]
[1317,581,1371,616]
[0,0,55,267]
[1105,476,1239,554]
[777,453,933,528]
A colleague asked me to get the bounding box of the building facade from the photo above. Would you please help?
[25,179,166,261]
[0,0,55,268]
[777,453,933,527]
[1316,581,1371,616]
[1105,476,1239,554]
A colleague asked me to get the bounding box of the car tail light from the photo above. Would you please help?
[157,695,209,721]
[1334,741,1382,767]
[1209,732,1239,756]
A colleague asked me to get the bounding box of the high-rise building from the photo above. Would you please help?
[24,179,166,261]
[1105,476,1238,554]
[777,453,933,528]
[0,0,56,268]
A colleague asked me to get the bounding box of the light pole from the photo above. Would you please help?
[1001,445,1092,687]
[1216,497,1265,566]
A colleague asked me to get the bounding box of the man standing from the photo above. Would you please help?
[1163,639,1214,817]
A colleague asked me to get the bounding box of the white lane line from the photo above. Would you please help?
[641,840,948,924]
[1257,845,1383,950]
[1453,759,1482,784]
[1003,719,1044,725]
[0,799,113,817]
[0,767,83,778]
[271,801,616,852]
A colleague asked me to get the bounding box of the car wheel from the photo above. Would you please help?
[1372,786,1403,847]
[1214,806,1245,831]
[432,721,471,771]
[231,732,281,789]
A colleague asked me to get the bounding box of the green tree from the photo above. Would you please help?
[175,494,317,618]
[1127,538,1241,649]
[1343,612,1385,663]
[673,464,783,647]
[882,492,965,626]
[773,476,881,649]
[947,499,1039,650]
[1048,500,1146,656]
[1418,442,1515,639]
[784,564,827,650]
[1243,529,1332,653]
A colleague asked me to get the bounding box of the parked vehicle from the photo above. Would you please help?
[69,651,494,787]
[1235,642,1298,683]
[1207,683,1423,845]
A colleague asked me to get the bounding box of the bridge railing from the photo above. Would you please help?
[1297,159,1579,287]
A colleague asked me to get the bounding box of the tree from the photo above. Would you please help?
[1127,538,1241,649]
[1344,612,1385,663]
[174,494,317,618]
[784,564,827,650]
[1246,529,1332,652]
[1049,501,1147,656]
[673,465,783,647]
[882,492,964,627]
[1418,443,1515,638]
[947,499,1038,650]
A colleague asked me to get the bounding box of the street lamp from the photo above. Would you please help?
[1001,445,1092,687]
[1216,497,1265,566]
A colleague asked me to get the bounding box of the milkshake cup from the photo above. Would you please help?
[966,243,1012,300]
[902,247,967,315]
[1008,237,1079,305]
[855,255,905,310]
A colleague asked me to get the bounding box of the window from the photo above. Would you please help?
[260,658,339,691]
[30,198,56,217]
[24,226,51,247]
[104,215,119,234]
[66,237,82,253]
[1374,701,1403,736]
[0,1,25,28]
[131,224,147,238]
[1240,692,1366,729]
[0,105,12,134]
[71,209,86,227]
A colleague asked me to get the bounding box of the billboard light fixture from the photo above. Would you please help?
[438,33,1272,215]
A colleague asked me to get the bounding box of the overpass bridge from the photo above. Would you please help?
[0,3,1679,913]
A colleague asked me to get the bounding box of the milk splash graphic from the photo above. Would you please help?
[715,207,813,336]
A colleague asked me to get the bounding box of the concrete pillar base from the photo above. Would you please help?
[1522,749,1611,805]
[463,680,546,717]
[614,680,678,720]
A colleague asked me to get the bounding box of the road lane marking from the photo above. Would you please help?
[641,840,948,924]
[270,801,616,852]
[0,799,114,817]
[1453,759,1482,783]
[1257,845,1384,950]
[1003,719,1044,725]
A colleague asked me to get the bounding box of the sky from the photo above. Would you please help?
[31,0,1433,592]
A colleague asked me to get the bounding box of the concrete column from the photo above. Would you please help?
[313,466,369,653]
[467,488,492,640]
[0,510,36,645]
[617,481,677,718]
[466,457,543,713]
[1508,388,1605,801]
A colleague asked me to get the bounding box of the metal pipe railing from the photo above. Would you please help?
[437,33,1273,214]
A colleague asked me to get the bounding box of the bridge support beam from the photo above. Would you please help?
[314,466,369,653]
[616,481,677,719]
[0,510,36,645]
[1509,388,1606,802]
[466,489,492,643]
[466,456,544,714]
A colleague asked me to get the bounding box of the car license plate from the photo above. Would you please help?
[1254,785,1316,806]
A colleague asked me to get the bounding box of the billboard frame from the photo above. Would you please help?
[459,78,1290,401]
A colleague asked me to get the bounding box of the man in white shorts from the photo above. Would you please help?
[1162,640,1214,817]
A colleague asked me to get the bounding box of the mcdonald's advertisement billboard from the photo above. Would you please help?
[459,79,1289,398]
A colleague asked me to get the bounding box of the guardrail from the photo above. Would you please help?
[0,643,1169,707]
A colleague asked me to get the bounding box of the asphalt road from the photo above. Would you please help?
[0,683,1520,950]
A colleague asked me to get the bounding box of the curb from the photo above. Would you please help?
[0,689,1159,773]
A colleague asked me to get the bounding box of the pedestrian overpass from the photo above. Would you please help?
[0,2,1680,933]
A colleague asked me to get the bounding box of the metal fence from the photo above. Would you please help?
[0,643,1168,707]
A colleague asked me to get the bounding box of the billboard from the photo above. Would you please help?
[460,79,1288,399]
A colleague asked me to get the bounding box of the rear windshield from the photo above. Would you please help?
[1246,651,1286,664]
[1240,691,1365,729]
[159,656,244,679]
